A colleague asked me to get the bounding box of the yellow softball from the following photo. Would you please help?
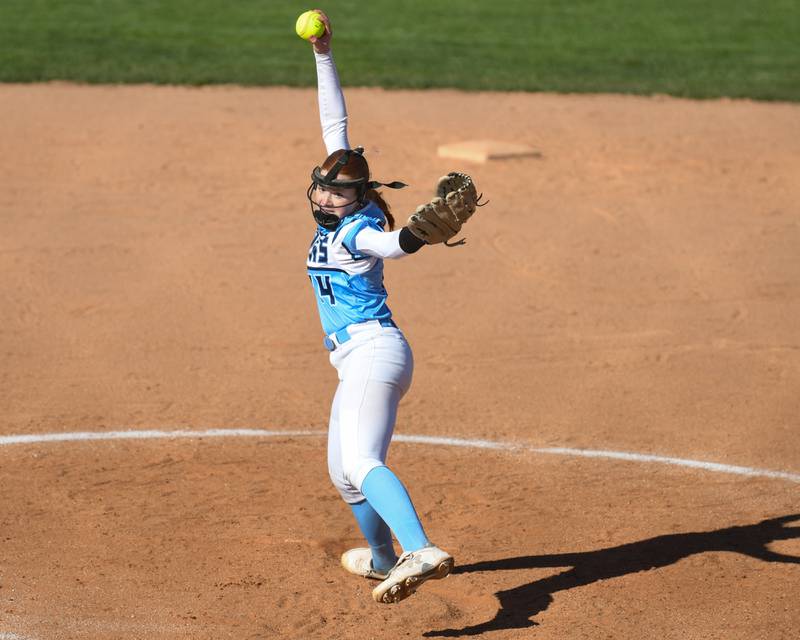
[295,10,325,41]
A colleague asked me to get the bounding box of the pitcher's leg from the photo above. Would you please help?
[360,465,430,552]
[349,500,398,573]
[328,372,398,572]
[339,369,430,553]
[332,334,434,575]
[328,381,368,504]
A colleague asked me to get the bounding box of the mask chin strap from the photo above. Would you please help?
[313,209,341,231]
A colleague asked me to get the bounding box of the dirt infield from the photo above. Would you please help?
[1,84,798,639]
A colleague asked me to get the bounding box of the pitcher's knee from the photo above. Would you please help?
[329,453,384,503]
[342,457,384,495]
[328,468,364,504]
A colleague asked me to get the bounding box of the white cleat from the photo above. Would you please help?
[341,548,392,580]
[372,545,454,604]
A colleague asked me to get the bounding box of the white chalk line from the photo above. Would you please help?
[0,428,318,446]
[0,428,798,484]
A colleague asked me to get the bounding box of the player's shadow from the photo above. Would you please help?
[425,513,800,637]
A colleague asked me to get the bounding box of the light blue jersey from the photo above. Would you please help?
[307,201,393,335]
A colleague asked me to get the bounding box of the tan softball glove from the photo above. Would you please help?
[407,172,483,247]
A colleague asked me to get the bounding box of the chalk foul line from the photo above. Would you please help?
[0,428,797,484]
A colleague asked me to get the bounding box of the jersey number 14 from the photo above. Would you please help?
[310,274,337,305]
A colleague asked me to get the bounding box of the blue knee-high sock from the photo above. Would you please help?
[349,500,398,572]
[360,465,430,553]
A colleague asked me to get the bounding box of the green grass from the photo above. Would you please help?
[0,0,798,100]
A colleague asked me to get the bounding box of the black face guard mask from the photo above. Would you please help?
[306,183,361,230]
[307,147,408,231]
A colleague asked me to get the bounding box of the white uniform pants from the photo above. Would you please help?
[327,321,413,504]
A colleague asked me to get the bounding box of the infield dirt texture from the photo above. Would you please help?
[1,3,799,640]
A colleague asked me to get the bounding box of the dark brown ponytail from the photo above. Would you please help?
[364,188,395,230]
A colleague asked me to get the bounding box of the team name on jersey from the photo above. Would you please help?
[307,230,329,266]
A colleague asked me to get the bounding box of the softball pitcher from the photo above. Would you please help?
[303,10,481,604]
